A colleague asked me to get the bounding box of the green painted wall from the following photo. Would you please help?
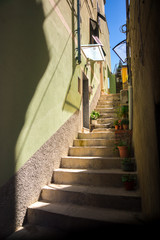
[0,0,111,187]
[108,68,116,94]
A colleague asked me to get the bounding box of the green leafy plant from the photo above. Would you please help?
[90,111,100,120]
[114,140,130,157]
[114,140,127,151]
[121,158,135,171]
[113,120,119,126]
[122,158,133,164]
[122,174,137,190]
[117,140,128,147]
[122,174,136,183]
[121,105,128,118]
[121,119,129,125]
[116,106,123,119]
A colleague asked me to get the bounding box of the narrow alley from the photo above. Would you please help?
[0,0,160,239]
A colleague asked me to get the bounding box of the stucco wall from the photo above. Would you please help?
[0,110,81,238]
[0,0,111,188]
[129,0,160,220]
[0,0,111,237]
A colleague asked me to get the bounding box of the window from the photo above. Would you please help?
[90,19,99,44]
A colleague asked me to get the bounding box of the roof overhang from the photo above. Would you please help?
[81,44,105,62]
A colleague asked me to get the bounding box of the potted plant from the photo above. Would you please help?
[116,140,130,158]
[90,110,100,125]
[116,106,123,119]
[121,105,128,118]
[113,120,119,130]
[118,119,122,129]
[121,158,135,171]
[122,174,137,190]
[121,119,129,130]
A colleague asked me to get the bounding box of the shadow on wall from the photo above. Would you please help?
[0,0,49,237]
[62,0,82,112]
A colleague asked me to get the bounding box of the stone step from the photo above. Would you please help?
[61,156,122,169]
[96,105,116,110]
[97,118,117,124]
[98,99,118,103]
[97,102,114,107]
[99,99,120,103]
[27,202,142,231]
[92,128,114,133]
[41,184,141,211]
[101,93,120,97]
[100,94,120,101]
[68,146,118,157]
[99,113,117,118]
[53,168,137,187]
[97,101,119,108]
[95,108,117,113]
[73,139,116,147]
[7,224,66,240]
[94,123,112,129]
[78,131,116,139]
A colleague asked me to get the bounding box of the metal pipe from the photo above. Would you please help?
[77,0,81,64]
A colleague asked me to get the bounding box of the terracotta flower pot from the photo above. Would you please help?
[124,181,135,190]
[118,146,129,158]
[115,125,119,130]
[91,120,97,125]
[123,124,128,130]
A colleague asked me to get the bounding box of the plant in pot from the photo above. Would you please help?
[116,106,123,119]
[121,105,128,118]
[122,174,137,190]
[121,118,129,130]
[118,119,122,129]
[113,120,119,130]
[121,158,135,171]
[90,110,100,125]
[115,140,130,158]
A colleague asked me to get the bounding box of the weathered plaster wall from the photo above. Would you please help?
[0,110,81,238]
[129,0,160,220]
[0,0,110,188]
[0,0,110,237]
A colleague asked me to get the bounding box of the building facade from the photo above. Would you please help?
[128,0,160,221]
[0,0,111,237]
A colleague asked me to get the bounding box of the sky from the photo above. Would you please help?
[105,0,126,72]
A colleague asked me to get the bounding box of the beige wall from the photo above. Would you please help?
[129,0,160,221]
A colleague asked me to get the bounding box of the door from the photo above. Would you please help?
[83,73,89,129]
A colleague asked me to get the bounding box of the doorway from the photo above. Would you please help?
[82,73,89,129]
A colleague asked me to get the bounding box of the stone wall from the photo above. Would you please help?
[129,0,160,221]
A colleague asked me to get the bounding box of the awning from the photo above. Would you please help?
[112,39,127,63]
[81,44,105,62]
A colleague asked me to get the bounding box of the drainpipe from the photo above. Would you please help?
[77,0,81,64]
[126,0,133,130]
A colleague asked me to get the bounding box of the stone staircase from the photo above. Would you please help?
[93,93,120,131]
[15,94,142,238]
